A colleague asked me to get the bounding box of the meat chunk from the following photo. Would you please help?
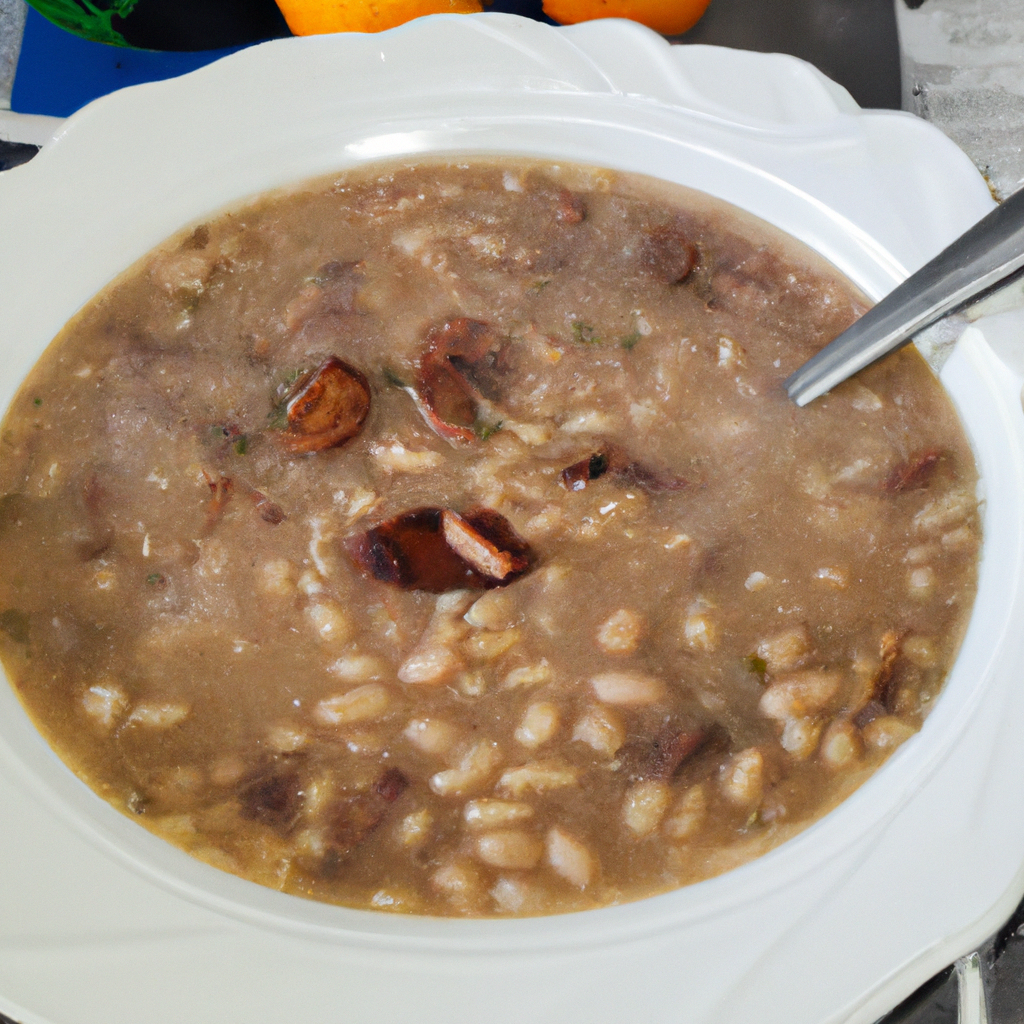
[882,450,942,494]
[411,318,504,443]
[236,759,304,833]
[559,445,686,493]
[348,506,533,592]
[281,356,371,454]
[554,189,586,225]
[325,767,410,856]
[560,452,608,491]
[638,219,699,284]
[618,722,725,782]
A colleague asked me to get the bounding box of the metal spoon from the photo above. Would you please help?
[785,186,1024,406]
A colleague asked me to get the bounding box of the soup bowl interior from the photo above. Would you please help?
[1,16,1023,1024]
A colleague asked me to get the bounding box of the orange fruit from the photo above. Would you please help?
[542,0,711,36]
[275,0,483,35]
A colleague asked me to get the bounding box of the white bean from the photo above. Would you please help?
[862,715,917,750]
[490,876,531,913]
[328,654,387,683]
[430,740,502,797]
[720,747,764,806]
[596,609,645,655]
[403,717,459,756]
[759,670,842,720]
[399,646,461,685]
[590,670,666,706]
[515,702,560,748]
[546,827,596,888]
[314,684,390,726]
[259,558,295,596]
[475,830,544,870]
[663,784,707,840]
[266,723,308,753]
[780,717,822,761]
[571,705,625,757]
[464,628,520,662]
[397,809,433,848]
[503,660,552,688]
[464,799,534,829]
[81,682,127,731]
[305,600,351,645]
[430,860,485,910]
[684,611,718,652]
[757,624,812,673]
[498,759,579,798]
[128,702,190,729]
[464,590,517,631]
[623,780,672,837]
[820,720,862,769]
[903,636,938,668]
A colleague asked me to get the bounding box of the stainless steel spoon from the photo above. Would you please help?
[785,185,1024,406]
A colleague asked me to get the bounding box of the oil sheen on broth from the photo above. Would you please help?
[0,159,980,917]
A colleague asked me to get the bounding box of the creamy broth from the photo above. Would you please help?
[0,159,980,916]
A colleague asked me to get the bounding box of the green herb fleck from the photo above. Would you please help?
[532,279,551,292]
[268,378,304,431]
[477,420,503,441]
[32,397,42,407]
[146,573,165,587]
[619,331,642,351]
[571,321,600,345]
[0,608,29,644]
[233,436,248,456]
[267,405,287,431]
[383,367,409,390]
[744,654,768,682]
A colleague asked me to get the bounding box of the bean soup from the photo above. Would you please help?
[0,159,981,916]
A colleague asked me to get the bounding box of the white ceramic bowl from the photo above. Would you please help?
[1,16,1024,1024]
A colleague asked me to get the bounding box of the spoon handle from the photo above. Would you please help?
[785,186,1024,406]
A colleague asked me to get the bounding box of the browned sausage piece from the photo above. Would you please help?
[348,506,533,592]
[282,356,371,454]
[413,318,502,443]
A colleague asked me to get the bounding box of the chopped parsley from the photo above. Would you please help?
[32,397,42,407]
[266,404,287,431]
[233,436,248,456]
[619,331,642,350]
[477,420,503,441]
[571,321,600,345]
[744,654,767,681]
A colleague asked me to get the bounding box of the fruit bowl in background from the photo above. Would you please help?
[9,0,900,122]
[23,0,709,45]
[23,0,293,49]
